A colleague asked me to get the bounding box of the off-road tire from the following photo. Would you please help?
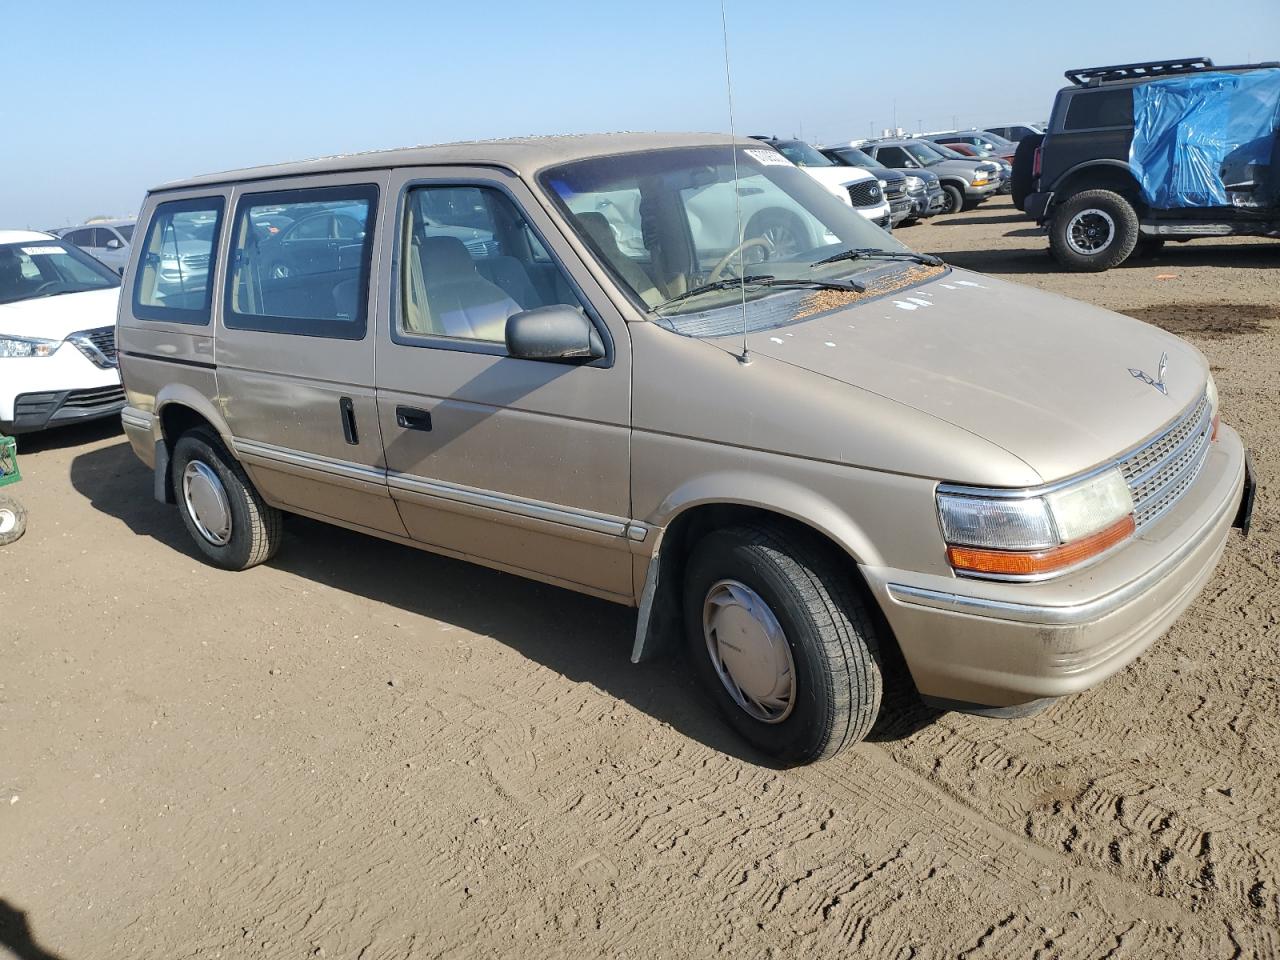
[0,495,27,546]
[683,522,883,765]
[172,427,283,570]
[1049,189,1140,272]
[1011,133,1043,211]
[939,184,964,216]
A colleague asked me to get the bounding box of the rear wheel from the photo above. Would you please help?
[0,495,27,546]
[1049,189,1140,272]
[683,522,883,765]
[939,184,964,216]
[172,427,283,570]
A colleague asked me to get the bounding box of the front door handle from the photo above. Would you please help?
[396,406,433,431]
[339,397,358,445]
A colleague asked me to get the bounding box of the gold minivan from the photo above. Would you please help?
[118,134,1254,764]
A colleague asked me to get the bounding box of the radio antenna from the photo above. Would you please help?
[720,0,750,365]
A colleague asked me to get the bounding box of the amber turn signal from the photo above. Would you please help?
[947,514,1136,577]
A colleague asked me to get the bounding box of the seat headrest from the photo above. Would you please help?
[575,212,616,249]
[419,235,475,279]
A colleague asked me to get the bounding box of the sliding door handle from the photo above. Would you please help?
[396,406,433,431]
[339,397,358,445]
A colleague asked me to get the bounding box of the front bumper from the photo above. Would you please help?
[888,196,913,225]
[861,425,1248,709]
[965,180,1000,201]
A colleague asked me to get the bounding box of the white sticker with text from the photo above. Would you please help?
[743,149,794,167]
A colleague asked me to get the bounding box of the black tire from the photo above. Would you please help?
[171,427,283,570]
[683,522,883,765]
[1011,133,1043,211]
[744,208,812,260]
[939,184,964,216]
[1048,189,1140,272]
[0,495,27,546]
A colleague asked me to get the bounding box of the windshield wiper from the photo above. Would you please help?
[811,248,943,268]
[653,275,866,312]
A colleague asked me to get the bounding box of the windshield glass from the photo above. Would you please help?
[540,145,915,333]
[902,142,945,166]
[774,141,836,168]
[0,240,120,305]
[829,147,876,168]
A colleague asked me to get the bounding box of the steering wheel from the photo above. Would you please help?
[708,237,774,283]
[33,281,63,295]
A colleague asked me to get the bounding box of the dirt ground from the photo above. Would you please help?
[2,198,1277,959]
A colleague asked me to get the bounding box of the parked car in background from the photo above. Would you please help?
[1024,57,1280,271]
[824,144,947,223]
[117,133,1252,765]
[927,130,1016,162]
[929,142,1014,194]
[985,123,1045,143]
[58,219,135,274]
[847,138,1000,214]
[0,231,124,433]
[799,142,916,226]
[750,137,893,230]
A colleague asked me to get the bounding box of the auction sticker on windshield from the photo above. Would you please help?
[743,149,794,167]
[21,247,65,256]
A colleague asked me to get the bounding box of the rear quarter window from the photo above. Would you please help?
[1063,88,1134,130]
[133,196,226,325]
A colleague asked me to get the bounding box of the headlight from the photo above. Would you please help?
[0,336,60,359]
[904,175,924,190]
[937,468,1135,578]
[878,178,887,188]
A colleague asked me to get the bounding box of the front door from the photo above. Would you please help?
[373,167,634,600]
[215,171,407,538]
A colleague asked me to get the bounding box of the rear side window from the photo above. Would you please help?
[133,197,225,324]
[225,184,378,340]
[1064,89,1134,130]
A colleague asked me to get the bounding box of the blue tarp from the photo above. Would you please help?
[1130,68,1280,209]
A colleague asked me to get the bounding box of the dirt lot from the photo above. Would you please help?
[2,198,1277,959]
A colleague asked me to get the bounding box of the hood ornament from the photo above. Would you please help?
[1129,352,1169,395]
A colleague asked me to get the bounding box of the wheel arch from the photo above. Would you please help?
[152,386,237,504]
[630,481,884,665]
[1050,161,1145,209]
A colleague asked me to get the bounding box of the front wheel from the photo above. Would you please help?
[0,495,27,545]
[171,427,283,570]
[1049,189,1140,272]
[684,523,883,765]
[939,184,964,216]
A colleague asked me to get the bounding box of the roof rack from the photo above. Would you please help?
[1065,57,1214,86]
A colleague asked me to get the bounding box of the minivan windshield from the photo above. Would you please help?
[540,145,915,331]
[0,240,120,305]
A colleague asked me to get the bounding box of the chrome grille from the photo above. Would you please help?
[847,181,884,207]
[62,385,126,409]
[1120,393,1213,530]
[69,326,118,369]
[882,181,906,200]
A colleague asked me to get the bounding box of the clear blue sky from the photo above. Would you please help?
[3,0,1276,228]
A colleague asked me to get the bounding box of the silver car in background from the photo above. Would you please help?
[57,219,135,274]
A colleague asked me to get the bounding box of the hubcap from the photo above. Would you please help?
[1066,208,1116,255]
[0,508,15,535]
[703,580,796,724]
[182,460,232,546]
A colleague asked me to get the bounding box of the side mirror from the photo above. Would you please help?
[506,305,605,364]
[105,238,123,250]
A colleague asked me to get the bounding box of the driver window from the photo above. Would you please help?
[399,185,586,344]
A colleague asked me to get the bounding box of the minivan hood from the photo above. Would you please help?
[0,287,120,341]
[741,269,1205,483]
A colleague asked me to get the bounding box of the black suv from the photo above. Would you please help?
[1022,57,1280,271]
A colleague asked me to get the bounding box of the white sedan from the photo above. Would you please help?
[0,231,125,434]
